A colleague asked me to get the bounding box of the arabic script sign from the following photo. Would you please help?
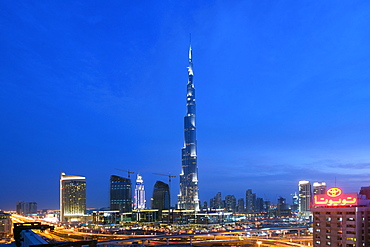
[313,187,358,207]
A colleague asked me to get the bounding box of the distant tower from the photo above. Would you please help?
[313,182,327,195]
[210,192,222,209]
[178,45,200,211]
[152,181,170,211]
[60,173,86,222]
[225,195,237,212]
[255,197,264,212]
[291,192,299,211]
[134,174,146,209]
[237,198,245,214]
[110,175,132,212]
[298,180,312,218]
[246,189,256,214]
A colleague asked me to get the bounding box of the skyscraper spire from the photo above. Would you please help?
[178,45,200,211]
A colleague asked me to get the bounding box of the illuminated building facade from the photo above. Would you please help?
[292,192,299,211]
[178,46,200,211]
[60,173,86,222]
[298,180,312,218]
[0,211,11,239]
[134,174,146,209]
[312,187,370,247]
[110,175,132,213]
[313,182,327,195]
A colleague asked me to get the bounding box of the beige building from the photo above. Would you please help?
[312,187,370,247]
[60,172,86,222]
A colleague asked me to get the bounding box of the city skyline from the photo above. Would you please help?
[2,1,370,210]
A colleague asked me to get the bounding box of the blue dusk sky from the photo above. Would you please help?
[1,1,370,211]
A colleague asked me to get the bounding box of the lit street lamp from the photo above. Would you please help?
[257,241,262,247]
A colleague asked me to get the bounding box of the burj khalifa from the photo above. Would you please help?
[178,46,200,211]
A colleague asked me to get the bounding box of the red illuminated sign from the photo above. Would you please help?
[313,187,358,207]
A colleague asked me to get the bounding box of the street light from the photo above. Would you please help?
[257,241,262,247]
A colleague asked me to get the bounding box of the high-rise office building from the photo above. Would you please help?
[255,197,264,212]
[152,181,170,211]
[178,46,200,211]
[298,180,312,218]
[110,175,132,213]
[312,187,370,247]
[134,174,145,210]
[313,182,327,195]
[60,173,86,222]
[246,189,256,214]
[210,192,222,209]
[16,201,37,215]
[237,198,245,214]
[225,195,236,212]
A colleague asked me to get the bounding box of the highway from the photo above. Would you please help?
[10,214,313,246]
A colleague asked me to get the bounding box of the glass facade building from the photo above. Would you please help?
[152,181,170,211]
[110,175,132,213]
[178,46,200,211]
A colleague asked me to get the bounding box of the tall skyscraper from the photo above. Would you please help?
[60,173,86,222]
[178,46,200,211]
[152,181,170,211]
[255,197,264,212]
[225,195,237,212]
[134,174,146,209]
[110,175,132,213]
[298,180,312,218]
[237,198,245,214]
[210,192,222,209]
[246,189,256,214]
[313,182,327,195]
[16,201,37,215]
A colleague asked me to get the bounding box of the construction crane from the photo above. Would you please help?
[115,168,134,178]
[152,173,176,184]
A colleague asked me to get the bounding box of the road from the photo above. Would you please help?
[10,214,313,246]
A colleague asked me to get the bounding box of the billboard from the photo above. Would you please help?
[313,187,358,207]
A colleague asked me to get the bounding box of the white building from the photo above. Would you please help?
[134,174,146,209]
[298,180,312,218]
